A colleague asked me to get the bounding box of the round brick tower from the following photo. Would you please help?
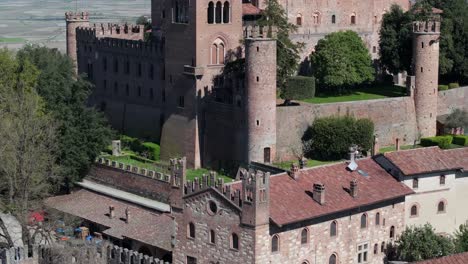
[65,11,89,73]
[244,27,277,164]
[413,19,441,138]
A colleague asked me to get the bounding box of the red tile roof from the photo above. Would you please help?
[45,189,173,251]
[383,147,467,175]
[412,252,468,264]
[242,3,261,15]
[240,158,413,226]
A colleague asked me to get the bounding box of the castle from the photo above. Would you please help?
[66,0,467,170]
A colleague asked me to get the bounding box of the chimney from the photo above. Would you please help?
[350,179,358,198]
[125,208,130,224]
[109,205,115,219]
[372,136,379,156]
[313,183,325,205]
[395,138,400,151]
[347,146,358,171]
[289,163,299,180]
[299,157,307,169]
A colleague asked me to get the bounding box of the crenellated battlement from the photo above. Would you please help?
[65,11,89,21]
[185,171,227,196]
[96,157,173,184]
[413,20,441,33]
[76,23,144,40]
[243,25,278,39]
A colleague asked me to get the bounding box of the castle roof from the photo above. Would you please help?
[242,3,261,16]
[382,146,467,176]
[411,252,468,264]
[45,189,173,251]
[263,158,413,226]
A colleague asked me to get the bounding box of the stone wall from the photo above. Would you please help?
[437,86,468,115]
[276,97,418,161]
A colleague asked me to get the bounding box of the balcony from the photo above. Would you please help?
[183,65,204,77]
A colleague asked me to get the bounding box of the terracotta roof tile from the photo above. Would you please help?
[238,158,413,226]
[443,147,468,171]
[45,189,173,251]
[412,252,468,264]
[242,3,261,15]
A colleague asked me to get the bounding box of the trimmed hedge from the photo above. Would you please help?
[420,136,453,149]
[142,142,161,161]
[453,135,468,146]
[438,85,449,91]
[303,116,374,160]
[282,76,316,100]
[449,83,460,89]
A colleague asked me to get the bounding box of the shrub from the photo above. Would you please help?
[449,83,460,89]
[282,76,316,101]
[453,135,468,146]
[438,85,449,91]
[420,136,453,149]
[303,116,374,160]
[142,142,161,161]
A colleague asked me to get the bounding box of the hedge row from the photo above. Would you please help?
[283,76,316,100]
[439,83,460,91]
[420,136,453,149]
[453,135,468,146]
[438,85,449,91]
[120,135,160,161]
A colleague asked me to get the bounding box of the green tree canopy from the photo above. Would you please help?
[258,0,303,93]
[311,31,375,92]
[17,45,114,190]
[454,223,468,253]
[395,224,455,262]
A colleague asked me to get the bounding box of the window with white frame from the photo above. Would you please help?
[357,243,369,263]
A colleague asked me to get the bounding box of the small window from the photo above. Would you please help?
[410,205,418,217]
[178,96,185,108]
[223,2,230,23]
[375,212,380,226]
[373,46,377,53]
[360,214,367,229]
[186,256,197,264]
[440,175,446,185]
[256,76,259,82]
[231,233,239,250]
[271,235,279,252]
[215,2,222,24]
[381,242,385,253]
[313,12,320,24]
[207,2,214,24]
[373,243,378,254]
[438,201,446,213]
[351,13,356,25]
[300,228,308,244]
[209,229,215,244]
[208,200,218,215]
[264,147,271,163]
[329,254,337,264]
[413,178,419,189]
[330,221,337,237]
[331,15,336,24]
[422,42,424,48]
[390,226,395,239]
[421,67,424,73]
[296,14,302,26]
[188,222,195,238]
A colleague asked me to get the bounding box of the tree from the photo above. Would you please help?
[379,4,414,74]
[454,223,468,253]
[311,31,375,92]
[0,49,57,247]
[282,76,315,104]
[395,224,455,262]
[302,116,374,160]
[445,109,468,129]
[17,45,114,190]
[258,0,303,93]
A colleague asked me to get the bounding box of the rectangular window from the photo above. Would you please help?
[413,178,419,189]
[357,243,369,263]
[178,96,185,108]
[440,175,446,186]
[186,256,197,264]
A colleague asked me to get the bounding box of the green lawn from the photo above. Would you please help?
[186,168,233,183]
[302,85,406,104]
[274,159,340,170]
[0,37,26,43]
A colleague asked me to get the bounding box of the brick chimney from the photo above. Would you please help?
[350,179,358,198]
[395,138,400,151]
[125,208,130,224]
[109,205,115,219]
[289,163,299,180]
[313,183,325,205]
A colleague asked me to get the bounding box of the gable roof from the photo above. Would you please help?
[411,252,468,264]
[254,158,413,226]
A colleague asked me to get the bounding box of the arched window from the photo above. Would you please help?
[413,178,419,189]
[411,205,418,217]
[390,226,395,239]
[438,201,446,213]
[271,235,279,252]
[215,2,222,24]
[381,242,385,253]
[332,15,336,24]
[223,2,230,23]
[351,13,356,25]
[440,175,446,185]
[374,243,378,254]
[375,212,380,226]
[218,43,225,64]
[313,12,320,24]
[188,222,195,238]
[296,14,303,26]
[360,214,367,229]
[210,38,225,65]
[329,254,337,264]
[211,44,218,65]
[330,221,337,237]
[231,233,239,249]
[207,2,214,24]
[301,228,308,244]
